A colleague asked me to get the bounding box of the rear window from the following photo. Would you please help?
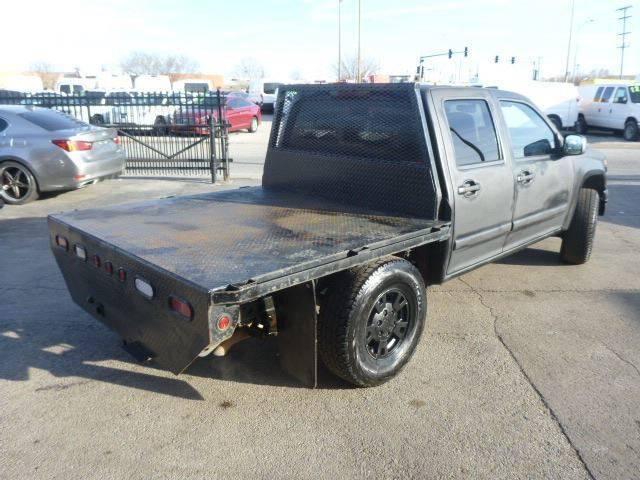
[19,109,86,131]
[273,87,425,162]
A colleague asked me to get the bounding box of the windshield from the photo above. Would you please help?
[629,86,640,103]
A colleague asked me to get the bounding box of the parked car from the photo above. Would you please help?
[49,83,606,388]
[0,106,125,204]
[171,93,261,135]
[248,79,284,111]
[577,83,640,140]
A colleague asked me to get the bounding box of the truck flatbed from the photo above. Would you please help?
[50,186,450,304]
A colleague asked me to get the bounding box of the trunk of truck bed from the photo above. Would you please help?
[49,83,449,377]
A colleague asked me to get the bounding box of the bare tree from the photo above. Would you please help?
[233,58,265,80]
[29,61,58,90]
[333,56,379,82]
[120,51,199,77]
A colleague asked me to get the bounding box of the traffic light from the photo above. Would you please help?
[495,55,499,63]
[511,56,516,64]
[448,49,453,59]
[464,47,468,57]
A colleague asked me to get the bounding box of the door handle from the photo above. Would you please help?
[457,180,481,197]
[516,170,535,184]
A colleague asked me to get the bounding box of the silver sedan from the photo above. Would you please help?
[0,106,126,204]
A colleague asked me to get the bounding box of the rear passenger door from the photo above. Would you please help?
[499,100,573,250]
[608,87,629,130]
[430,90,516,274]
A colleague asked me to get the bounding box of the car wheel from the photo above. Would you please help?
[575,115,588,134]
[91,114,104,126]
[318,257,426,387]
[154,116,168,136]
[623,120,639,141]
[248,116,259,133]
[0,161,39,205]
[560,188,599,265]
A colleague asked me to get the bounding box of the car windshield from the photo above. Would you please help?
[629,86,640,103]
[194,95,221,107]
[19,109,87,131]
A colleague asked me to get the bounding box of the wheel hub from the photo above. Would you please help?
[365,289,412,359]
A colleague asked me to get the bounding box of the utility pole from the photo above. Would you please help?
[356,0,362,83]
[338,0,342,81]
[564,0,576,82]
[617,5,632,79]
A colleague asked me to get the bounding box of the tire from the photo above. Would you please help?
[575,115,588,134]
[90,114,104,126]
[623,120,639,141]
[560,188,599,265]
[154,116,168,136]
[549,115,562,131]
[0,161,39,205]
[318,257,426,387]
[248,116,259,133]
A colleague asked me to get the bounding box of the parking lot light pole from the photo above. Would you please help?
[564,0,576,82]
[338,0,342,81]
[357,0,361,83]
[571,18,595,84]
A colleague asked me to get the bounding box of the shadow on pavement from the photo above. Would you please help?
[496,246,562,266]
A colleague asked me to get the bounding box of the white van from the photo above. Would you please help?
[248,79,284,112]
[577,83,640,140]
[489,81,580,131]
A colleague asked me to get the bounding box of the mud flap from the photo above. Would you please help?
[274,281,318,388]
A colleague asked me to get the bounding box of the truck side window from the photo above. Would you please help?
[600,87,614,103]
[593,86,604,102]
[500,101,556,158]
[614,87,628,104]
[444,99,500,167]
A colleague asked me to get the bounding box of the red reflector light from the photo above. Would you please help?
[55,235,68,250]
[92,255,101,268]
[104,261,113,275]
[169,296,193,319]
[117,268,127,283]
[113,136,121,145]
[52,139,93,152]
[217,314,232,331]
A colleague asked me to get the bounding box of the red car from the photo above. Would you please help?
[170,93,261,135]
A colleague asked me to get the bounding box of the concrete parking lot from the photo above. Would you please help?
[1,130,639,479]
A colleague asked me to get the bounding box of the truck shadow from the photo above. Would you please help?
[0,216,204,401]
[495,246,561,266]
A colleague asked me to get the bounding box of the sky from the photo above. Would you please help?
[2,0,639,82]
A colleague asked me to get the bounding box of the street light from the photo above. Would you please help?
[571,18,595,83]
[564,0,576,82]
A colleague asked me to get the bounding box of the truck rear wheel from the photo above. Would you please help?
[318,258,426,387]
[560,188,599,265]
[623,120,639,141]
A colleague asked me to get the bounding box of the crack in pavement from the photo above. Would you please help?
[458,277,597,480]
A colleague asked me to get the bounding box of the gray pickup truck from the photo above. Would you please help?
[49,83,607,388]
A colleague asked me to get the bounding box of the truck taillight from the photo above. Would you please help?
[117,268,127,283]
[113,137,121,145]
[169,296,193,320]
[55,235,68,250]
[217,314,232,331]
[52,140,93,152]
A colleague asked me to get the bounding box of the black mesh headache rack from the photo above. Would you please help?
[48,83,451,375]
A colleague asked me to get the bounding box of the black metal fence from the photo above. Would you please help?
[0,90,231,181]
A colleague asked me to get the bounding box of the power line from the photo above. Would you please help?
[617,5,632,79]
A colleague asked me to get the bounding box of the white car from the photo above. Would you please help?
[577,83,640,141]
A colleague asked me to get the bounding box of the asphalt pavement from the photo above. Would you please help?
[1,131,639,479]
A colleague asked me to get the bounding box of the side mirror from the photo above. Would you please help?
[563,134,587,156]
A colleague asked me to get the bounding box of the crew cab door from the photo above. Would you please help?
[430,90,515,274]
[498,100,574,250]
